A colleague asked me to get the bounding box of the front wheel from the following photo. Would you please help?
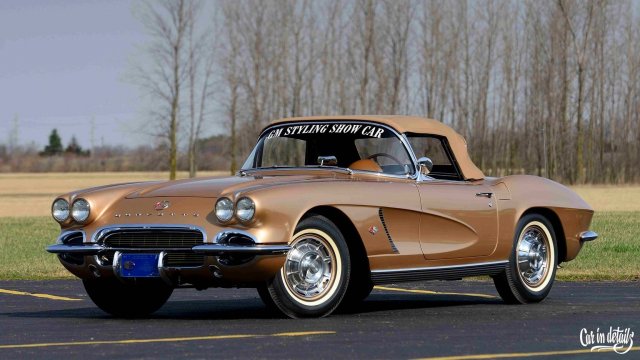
[83,278,173,317]
[493,214,558,304]
[264,215,351,318]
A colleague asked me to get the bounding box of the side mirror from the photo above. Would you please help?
[317,155,338,166]
[417,157,433,175]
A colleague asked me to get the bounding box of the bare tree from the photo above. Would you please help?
[134,0,192,180]
[185,1,216,178]
[121,0,638,184]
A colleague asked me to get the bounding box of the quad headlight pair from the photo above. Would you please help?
[52,198,90,223]
[215,197,255,223]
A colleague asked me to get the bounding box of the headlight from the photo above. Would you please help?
[215,197,234,222]
[235,197,255,222]
[52,199,69,222]
[71,198,91,223]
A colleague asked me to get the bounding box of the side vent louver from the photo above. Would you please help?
[378,208,399,253]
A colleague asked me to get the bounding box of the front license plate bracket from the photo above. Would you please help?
[118,253,160,278]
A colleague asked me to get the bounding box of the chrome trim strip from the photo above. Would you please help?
[47,244,291,255]
[579,231,598,242]
[372,260,508,274]
[47,244,103,254]
[192,244,290,255]
[370,260,508,285]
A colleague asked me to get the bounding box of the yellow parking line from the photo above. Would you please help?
[0,288,82,301]
[374,286,497,299]
[0,331,336,349]
[415,346,640,359]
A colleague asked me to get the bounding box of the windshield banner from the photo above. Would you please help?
[266,123,385,139]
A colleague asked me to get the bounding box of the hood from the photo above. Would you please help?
[125,174,326,199]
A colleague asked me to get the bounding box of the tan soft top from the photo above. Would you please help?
[270,115,485,180]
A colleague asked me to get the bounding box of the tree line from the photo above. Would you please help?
[132,0,640,184]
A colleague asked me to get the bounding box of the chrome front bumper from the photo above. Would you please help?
[46,226,290,256]
[46,242,290,255]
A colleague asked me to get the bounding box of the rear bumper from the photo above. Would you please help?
[579,230,598,242]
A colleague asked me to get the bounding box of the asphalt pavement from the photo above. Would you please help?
[0,280,638,359]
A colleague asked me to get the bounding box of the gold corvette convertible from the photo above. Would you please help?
[47,115,597,318]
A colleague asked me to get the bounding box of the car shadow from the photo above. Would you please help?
[1,293,503,321]
[336,293,503,315]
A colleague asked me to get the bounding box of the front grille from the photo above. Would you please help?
[164,253,205,267]
[97,228,206,268]
[102,229,203,248]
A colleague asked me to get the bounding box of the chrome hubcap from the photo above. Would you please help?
[284,235,335,300]
[517,226,549,287]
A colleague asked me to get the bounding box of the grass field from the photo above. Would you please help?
[0,172,638,280]
[0,171,226,217]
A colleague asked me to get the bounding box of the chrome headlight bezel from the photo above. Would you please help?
[52,198,70,223]
[215,197,234,223]
[71,198,91,223]
[235,197,255,223]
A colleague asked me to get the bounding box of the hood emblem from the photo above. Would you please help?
[368,226,379,235]
[154,200,170,211]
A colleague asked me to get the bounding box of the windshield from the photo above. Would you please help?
[242,122,415,176]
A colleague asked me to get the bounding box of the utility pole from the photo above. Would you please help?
[8,114,19,153]
[90,116,95,157]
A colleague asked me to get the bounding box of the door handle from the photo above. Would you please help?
[476,192,493,198]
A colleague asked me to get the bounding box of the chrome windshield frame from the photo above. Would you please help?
[243,120,420,180]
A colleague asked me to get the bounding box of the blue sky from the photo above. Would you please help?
[0,0,155,149]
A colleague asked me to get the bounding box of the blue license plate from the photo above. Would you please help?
[119,253,160,278]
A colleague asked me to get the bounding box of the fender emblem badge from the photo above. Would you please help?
[369,226,379,235]
[154,200,170,211]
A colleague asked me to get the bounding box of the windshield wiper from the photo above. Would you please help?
[242,165,353,175]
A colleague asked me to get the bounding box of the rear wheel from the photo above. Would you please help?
[83,278,173,317]
[264,215,351,318]
[493,214,557,304]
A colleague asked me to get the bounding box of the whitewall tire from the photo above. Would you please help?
[493,214,558,304]
[264,215,350,318]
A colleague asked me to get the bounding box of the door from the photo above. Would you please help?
[417,181,498,259]
[406,134,498,259]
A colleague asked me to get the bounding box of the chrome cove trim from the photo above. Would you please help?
[370,260,508,285]
[579,231,598,242]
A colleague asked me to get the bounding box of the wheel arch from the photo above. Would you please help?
[520,207,567,263]
[301,206,371,277]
